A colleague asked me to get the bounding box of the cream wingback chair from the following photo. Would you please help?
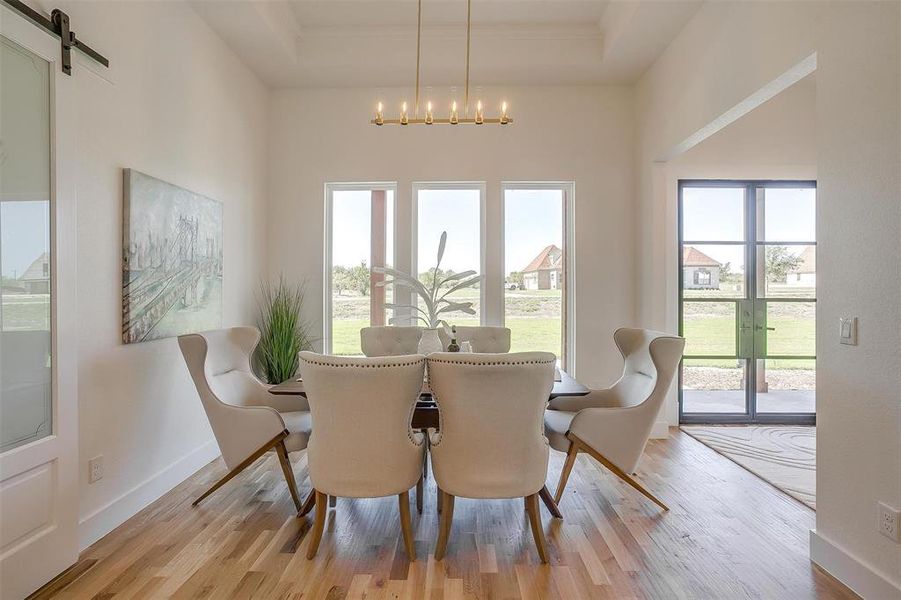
[360,326,423,356]
[438,326,511,353]
[427,352,556,562]
[178,327,312,513]
[544,328,684,510]
[298,352,426,560]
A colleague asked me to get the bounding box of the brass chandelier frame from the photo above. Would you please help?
[372,0,511,126]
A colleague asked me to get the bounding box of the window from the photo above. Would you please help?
[413,183,484,326]
[503,184,571,362]
[325,184,395,355]
[694,269,711,286]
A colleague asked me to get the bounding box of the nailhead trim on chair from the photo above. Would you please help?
[299,357,425,368]
[426,358,555,366]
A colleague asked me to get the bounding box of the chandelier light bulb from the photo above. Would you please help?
[450,100,459,125]
[375,102,384,126]
[426,101,434,125]
[475,100,484,125]
[500,101,509,125]
[401,101,409,125]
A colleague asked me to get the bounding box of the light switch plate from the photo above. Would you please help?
[839,317,858,345]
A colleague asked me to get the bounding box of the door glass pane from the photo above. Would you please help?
[682,358,747,414]
[681,244,745,299]
[765,302,816,356]
[1,37,52,452]
[329,188,395,355]
[757,187,816,242]
[682,186,745,241]
[416,188,481,325]
[682,301,737,356]
[504,188,564,357]
[756,359,816,413]
[758,244,816,298]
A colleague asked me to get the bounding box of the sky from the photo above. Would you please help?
[682,186,816,268]
[331,188,563,280]
[1,201,50,278]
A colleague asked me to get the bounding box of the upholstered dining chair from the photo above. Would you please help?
[178,327,312,513]
[427,352,556,562]
[438,326,511,353]
[298,352,426,560]
[544,328,684,510]
[360,326,423,357]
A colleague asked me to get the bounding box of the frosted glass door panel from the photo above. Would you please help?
[0,36,52,452]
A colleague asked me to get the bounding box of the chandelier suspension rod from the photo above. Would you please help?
[414,0,423,117]
[464,0,471,116]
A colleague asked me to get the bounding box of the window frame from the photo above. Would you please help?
[411,181,488,326]
[500,181,576,372]
[323,182,398,354]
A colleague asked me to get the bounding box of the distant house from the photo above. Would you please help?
[683,246,721,290]
[522,245,564,290]
[19,252,50,294]
[786,246,816,286]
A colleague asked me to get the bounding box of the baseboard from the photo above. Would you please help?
[78,439,220,550]
[809,530,901,599]
[650,420,670,439]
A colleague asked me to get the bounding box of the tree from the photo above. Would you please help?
[507,271,524,286]
[348,261,370,296]
[332,265,349,296]
[765,246,802,282]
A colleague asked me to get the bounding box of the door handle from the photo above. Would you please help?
[755,325,776,331]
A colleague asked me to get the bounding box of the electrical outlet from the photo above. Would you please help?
[89,455,104,484]
[876,502,900,542]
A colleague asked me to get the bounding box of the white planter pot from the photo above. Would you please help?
[418,328,443,355]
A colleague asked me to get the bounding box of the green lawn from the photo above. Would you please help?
[330,288,564,356]
[682,301,815,369]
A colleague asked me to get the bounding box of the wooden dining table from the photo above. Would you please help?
[269,368,589,519]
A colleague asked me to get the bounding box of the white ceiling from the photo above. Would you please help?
[190,0,703,88]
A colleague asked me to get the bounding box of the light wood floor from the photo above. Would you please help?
[37,429,856,599]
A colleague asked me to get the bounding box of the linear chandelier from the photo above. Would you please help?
[372,0,511,126]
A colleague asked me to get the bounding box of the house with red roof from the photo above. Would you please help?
[682,246,721,290]
[521,244,564,290]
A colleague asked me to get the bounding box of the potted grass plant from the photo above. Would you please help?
[256,276,315,384]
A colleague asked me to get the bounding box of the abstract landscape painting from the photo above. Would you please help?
[122,169,222,343]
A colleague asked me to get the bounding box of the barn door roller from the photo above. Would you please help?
[2,0,109,74]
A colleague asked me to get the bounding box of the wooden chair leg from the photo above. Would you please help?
[306,491,328,559]
[192,432,286,507]
[434,492,455,560]
[554,440,579,504]
[275,441,302,512]
[415,476,424,514]
[525,493,549,563]
[538,485,563,519]
[298,488,316,517]
[570,434,669,511]
[398,492,416,561]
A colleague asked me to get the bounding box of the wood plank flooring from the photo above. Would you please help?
[35,429,856,599]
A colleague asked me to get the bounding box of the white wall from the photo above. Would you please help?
[636,2,900,595]
[49,0,270,549]
[658,76,817,426]
[267,86,636,389]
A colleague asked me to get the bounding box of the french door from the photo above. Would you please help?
[1,6,79,598]
[679,180,816,425]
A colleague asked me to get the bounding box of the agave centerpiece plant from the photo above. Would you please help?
[256,276,316,384]
[373,231,481,333]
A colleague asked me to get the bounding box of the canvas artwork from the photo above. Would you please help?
[122,169,223,343]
